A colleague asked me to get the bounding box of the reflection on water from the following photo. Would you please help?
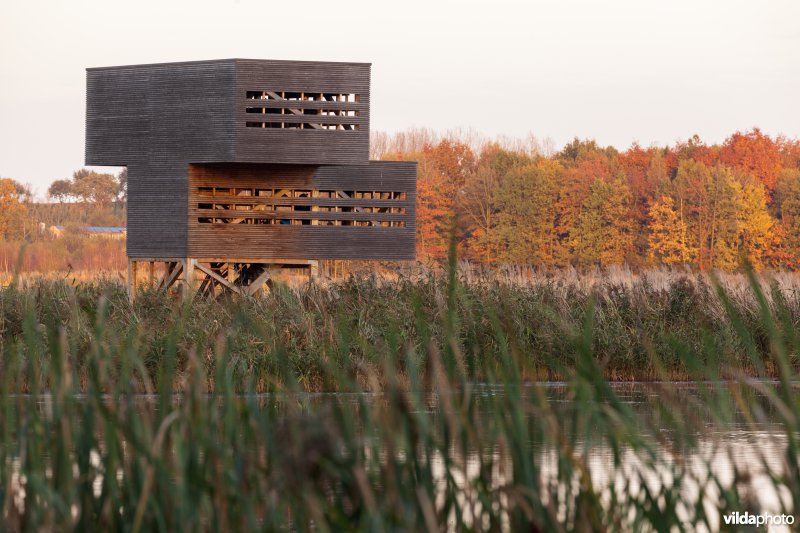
[432,382,795,531]
[9,382,797,531]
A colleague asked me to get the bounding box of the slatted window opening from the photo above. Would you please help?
[196,187,406,227]
[244,91,361,130]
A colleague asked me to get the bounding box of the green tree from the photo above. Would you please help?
[493,160,560,265]
[571,178,634,267]
[703,166,743,270]
[460,145,535,263]
[558,138,618,163]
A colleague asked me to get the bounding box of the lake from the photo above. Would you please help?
[4,381,797,531]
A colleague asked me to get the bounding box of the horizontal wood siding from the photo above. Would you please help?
[87,60,236,257]
[85,59,402,260]
[188,162,416,260]
[85,67,151,166]
[86,60,236,166]
[234,60,370,165]
[126,163,189,257]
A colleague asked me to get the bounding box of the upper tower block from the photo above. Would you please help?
[86,58,371,167]
[236,59,369,164]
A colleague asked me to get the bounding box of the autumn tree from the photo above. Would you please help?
[619,144,671,262]
[772,169,800,268]
[48,179,73,202]
[673,134,719,167]
[704,166,744,270]
[0,178,28,240]
[460,163,499,262]
[673,160,712,268]
[619,143,654,205]
[648,196,690,266]
[672,161,751,270]
[737,182,773,270]
[777,136,800,169]
[459,145,534,263]
[645,150,670,193]
[493,160,560,265]
[117,168,128,203]
[719,128,782,195]
[352,128,799,270]
[571,178,634,267]
[773,168,800,219]
[414,141,476,262]
[553,141,620,265]
[71,169,119,207]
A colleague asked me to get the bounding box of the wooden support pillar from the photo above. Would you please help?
[127,259,134,302]
[183,258,195,300]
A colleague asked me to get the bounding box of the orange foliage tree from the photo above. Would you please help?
[0,178,28,240]
[414,141,476,262]
[719,128,783,196]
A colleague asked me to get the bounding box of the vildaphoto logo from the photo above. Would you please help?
[722,511,795,528]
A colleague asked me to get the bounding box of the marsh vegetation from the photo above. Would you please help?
[1,264,799,530]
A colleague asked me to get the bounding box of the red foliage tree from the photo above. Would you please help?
[777,136,800,169]
[415,141,476,262]
[719,128,782,195]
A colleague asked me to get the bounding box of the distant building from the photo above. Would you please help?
[49,226,127,239]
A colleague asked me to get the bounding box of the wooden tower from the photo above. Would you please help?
[85,59,416,298]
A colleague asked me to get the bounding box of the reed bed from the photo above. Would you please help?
[2,267,799,389]
[0,262,799,530]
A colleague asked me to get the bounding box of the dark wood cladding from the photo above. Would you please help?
[86,58,369,168]
[85,58,411,261]
[86,60,237,167]
[188,162,416,260]
[126,163,189,257]
[86,60,237,257]
[234,60,370,165]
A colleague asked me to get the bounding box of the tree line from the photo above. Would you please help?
[379,128,800,271]
[0,169,126,242]
[2,129,799,272]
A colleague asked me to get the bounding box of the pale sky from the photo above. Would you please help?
[1,0,798,194]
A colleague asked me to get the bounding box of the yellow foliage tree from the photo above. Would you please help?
[737,183,773,270]
[648,196,691,266]
[0,178,28,240]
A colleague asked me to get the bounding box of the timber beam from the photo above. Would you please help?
[127,258,316,301]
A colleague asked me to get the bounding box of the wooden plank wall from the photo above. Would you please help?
[235,60,370,165]
[86,60,237,257]
[86,59,391,259]
[187,162,416,260]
